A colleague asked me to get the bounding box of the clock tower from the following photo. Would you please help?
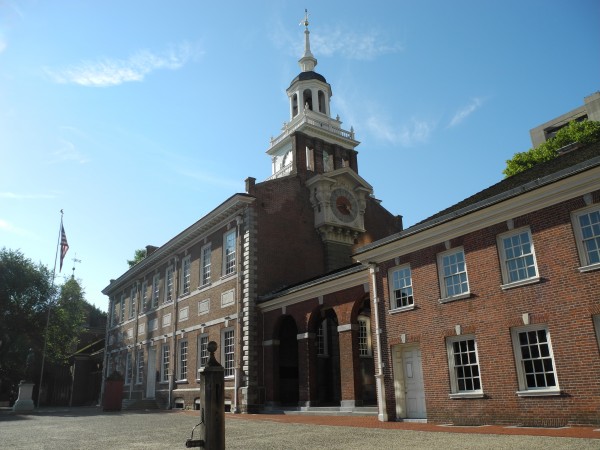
[265,11,376,271]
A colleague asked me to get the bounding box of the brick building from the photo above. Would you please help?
[355,142,600,426]
[102,16,600,425]
[101,17,401,413]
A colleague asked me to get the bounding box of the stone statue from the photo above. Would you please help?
[24,348,35,382]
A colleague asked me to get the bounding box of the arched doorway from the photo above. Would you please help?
[315,309,341,405]
[278,315,299,405]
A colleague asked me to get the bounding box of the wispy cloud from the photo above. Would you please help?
[366,116,435,147]
[312,28,403,60]
[0,192,55,199]
[178,169,241,191]
[447,97,485,128]
[51,138,89,164]
[0,218,34,237]
[45,42,201,87]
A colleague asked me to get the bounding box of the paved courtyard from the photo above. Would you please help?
[0,407,598,449]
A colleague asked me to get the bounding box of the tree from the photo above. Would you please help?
[503,120,600,177]
[127,248,146,268]
[0,248,54,399]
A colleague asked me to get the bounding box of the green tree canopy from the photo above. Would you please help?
[127,248,147,268]
[503,120,600,178]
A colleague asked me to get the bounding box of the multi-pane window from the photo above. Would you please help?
[125,352,132,385]
[357,316,372,357]
[201,245,211,286]
[181,255,191,296]
[316,320,328,357]
[511,325,559,394]
[160,345,170,382]
[136,349,144,384]
[141,281,148,312]
[447,336,482,396]
[572,206,600,267]
[129,287,136,319]
[438,248,469,299]
[390,266,413,309]
[222,329,235,377]
[151,274,160,309]
[120,294,126,322]
[223,230,236,275]
[593,315,600,352]
[498,228,538,285]
[165,266,174,303]
[111,299,118,326]
[198,334,209,371]
[178,340,188,380]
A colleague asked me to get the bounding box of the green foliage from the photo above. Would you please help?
[503,120,600,177]
[127,248,147,268]
[0,248,54,393]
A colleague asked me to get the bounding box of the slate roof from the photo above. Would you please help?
[355,140,600,255]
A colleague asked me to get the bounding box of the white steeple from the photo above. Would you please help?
[299,9,317,72]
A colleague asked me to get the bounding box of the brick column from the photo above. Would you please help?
[297,332,316,407]
[337,324,360,410]
[262,339,279,407]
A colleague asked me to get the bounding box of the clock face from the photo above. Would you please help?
[330,188,358,223]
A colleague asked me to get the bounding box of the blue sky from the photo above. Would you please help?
[1,1,599,312]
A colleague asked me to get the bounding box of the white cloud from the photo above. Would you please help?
[312,28,403,60]
[0,218,33,237]
[366,116,435,147]
[448,97,485,128]
[0,192,55,199]
[51,138,89,164]
[46,42,201,87]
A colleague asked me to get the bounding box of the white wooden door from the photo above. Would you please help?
[146,347,156,398]
[393,345,426,419]
[402,346,426,418]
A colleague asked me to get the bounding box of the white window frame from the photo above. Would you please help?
[571,204,600,272]
[357,315,372,357]
[129,286,136,319]
[120,294,126,322]
[148,318,158,331]
[125,352,132,385]
[141,281,148,312]
[178,339,188,381]
[437,247,470,302]
[593,315,600,353]
[136,348,144,384]
[181,255,191,296]
[198,298,210,316]
[497,227,540,289]
[446,335,484,398]
[165,266,174,303]
[200,244,211,286]
[197,334,209,374]
[223,229,236,276]
[151,273,160,309]
[510,324,560,396]
[388,265,414,312]
[160,344,170,383]
[221,328,235,378]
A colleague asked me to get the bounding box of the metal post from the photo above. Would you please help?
[186,341,224,449]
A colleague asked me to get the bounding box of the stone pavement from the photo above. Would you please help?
[0,407,598,449]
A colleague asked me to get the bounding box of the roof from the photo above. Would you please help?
[355,140,600,255]
[288,70,328,88]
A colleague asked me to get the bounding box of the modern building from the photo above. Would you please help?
[102,17,600,426]
[101,17,401,414]
[529,91,600,147]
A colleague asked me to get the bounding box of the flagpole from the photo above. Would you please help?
[37,210,64,407]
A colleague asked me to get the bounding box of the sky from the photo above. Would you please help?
[1,1,599,312]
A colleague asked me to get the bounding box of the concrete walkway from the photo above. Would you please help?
[0,407,598,449]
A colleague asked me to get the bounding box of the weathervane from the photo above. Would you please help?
[300,9,309,29]
[72,253,81,279]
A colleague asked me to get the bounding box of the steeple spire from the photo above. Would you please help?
[299,9,317,72]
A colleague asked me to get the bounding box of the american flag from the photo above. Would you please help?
[59,224,69,272]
